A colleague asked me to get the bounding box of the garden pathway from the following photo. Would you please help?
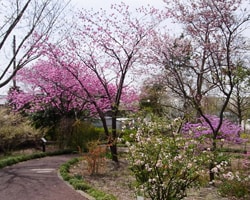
[0,155,88,200]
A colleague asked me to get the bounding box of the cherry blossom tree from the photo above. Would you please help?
[0,0,69,88]
[60,3,166,162]
[7,60,83,145]
[8,60,91,115]
[9,40,140,162]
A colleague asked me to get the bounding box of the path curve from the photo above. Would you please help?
[0,155,88,200]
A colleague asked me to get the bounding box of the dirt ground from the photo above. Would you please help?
[70,157,135,200]
[69,157,232,200]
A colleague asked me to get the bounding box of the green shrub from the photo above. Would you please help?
[128,117,213,200]
[86,188,116,200]
[69,120,104,152]
[0,108,43,155]
[0,153,45,169]
[94,127,106,141]
[218,166,250,199]
[218,178,250,198]
[69,178,91,190]
[60,157,79,181]
[241,133,250,140]
[120,129,137,144]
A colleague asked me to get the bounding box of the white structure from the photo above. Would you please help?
[0,95,7,106]
[241,119,250,132]
[92,117,131,130]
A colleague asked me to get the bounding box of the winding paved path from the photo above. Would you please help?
[0,155,87,200]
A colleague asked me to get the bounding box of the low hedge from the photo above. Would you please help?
[59,158,117,200]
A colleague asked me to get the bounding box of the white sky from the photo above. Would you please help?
[70,0,166,10]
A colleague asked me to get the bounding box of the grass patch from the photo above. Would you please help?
[59,158,117,200]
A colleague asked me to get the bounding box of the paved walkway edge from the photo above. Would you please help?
[57,171,95,200]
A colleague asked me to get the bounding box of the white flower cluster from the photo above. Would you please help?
[211,161,228,174]
[222,171,250,182]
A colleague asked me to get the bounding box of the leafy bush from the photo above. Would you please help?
[182,115,245,183]
[241,133,250,140]
[218,151,250,199]
[70,120,104,151]
[0,108,43,154]
[55,117,75,149]
[86,188,116,200]
[94,127,106,141]
[218,171,250,199]
[69,178,91,190]
[119,128,137,144]
[0,152,46,168]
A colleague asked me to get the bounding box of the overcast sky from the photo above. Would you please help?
[70,0,166,10]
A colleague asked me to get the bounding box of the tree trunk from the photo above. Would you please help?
[110,144,119,163]
[110,115,119,163]
[209,138,217,184]
[209,162,215,185]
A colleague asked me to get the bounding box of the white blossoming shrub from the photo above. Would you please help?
[218,170,250,199]
[217,153,250,199]
[127,117,212,200]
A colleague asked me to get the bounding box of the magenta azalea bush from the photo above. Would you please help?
[182,115,243,144]
[182,115,248,183]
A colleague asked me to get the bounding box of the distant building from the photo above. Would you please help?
[0,95,7,106]
[92,116,132,130]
